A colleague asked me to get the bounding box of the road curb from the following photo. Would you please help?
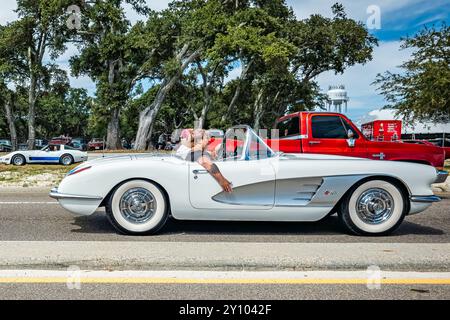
[1,241,449,271]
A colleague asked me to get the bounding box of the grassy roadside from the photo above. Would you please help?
[0,164,76,188]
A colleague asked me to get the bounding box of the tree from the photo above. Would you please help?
[219,2,377,129]
[7,0,74,149]
[0,23,28,150]
[70,0,150,149]
[374,24,449,123]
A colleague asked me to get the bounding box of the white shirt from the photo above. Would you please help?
[176,144,191,160]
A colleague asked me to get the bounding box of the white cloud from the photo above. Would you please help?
[287,0,425,22]
[316,41,413,120]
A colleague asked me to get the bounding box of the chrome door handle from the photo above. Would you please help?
[193,169,208,174]
[309,141,321,145]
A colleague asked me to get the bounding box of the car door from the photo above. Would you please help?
[303,114,368,158]
[188,128,277,210]
[189,158,276,210]
[30,146,61,163]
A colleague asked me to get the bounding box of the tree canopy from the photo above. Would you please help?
[0,0,379,150]
[374,24,449,123]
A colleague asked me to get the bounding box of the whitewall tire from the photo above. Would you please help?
[106,179,169,235]
[12,154,26,166]
[339,179,407,236]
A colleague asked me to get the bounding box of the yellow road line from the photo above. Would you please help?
[1,278,450,285]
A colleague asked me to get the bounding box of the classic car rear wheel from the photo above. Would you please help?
[339,179,406,236]
[12,154,26,166]
[106,179,169,235]
[60,154,74,166]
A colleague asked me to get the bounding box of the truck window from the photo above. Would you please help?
[312,116,348,139]
[341,118,359,138]
[276,116,300,138]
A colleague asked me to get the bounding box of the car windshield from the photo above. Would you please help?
[221,126,274,161]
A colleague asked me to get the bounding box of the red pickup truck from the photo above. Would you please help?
[265,112,445,168]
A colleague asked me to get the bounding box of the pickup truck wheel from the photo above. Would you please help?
[339,180,406,236]
[60,154,74,166]
[106,180,169,235]
[12,154,26,166]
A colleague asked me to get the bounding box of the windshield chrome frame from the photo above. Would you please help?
[224,125,275,161]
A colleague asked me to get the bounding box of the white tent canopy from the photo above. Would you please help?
[357,109,450,134]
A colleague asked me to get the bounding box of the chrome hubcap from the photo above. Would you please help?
[119,188,156,224]
[356,188,394,225]
[14,157,23,165]
[63,157,71,165]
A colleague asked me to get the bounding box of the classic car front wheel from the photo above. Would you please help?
[106,179,169,235]
[12,154,26,166]
[339,179,406,236]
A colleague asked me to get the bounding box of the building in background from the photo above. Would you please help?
[358,108,450,142]
[361,120,402,141]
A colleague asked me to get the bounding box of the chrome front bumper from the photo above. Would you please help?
[435,170,448,184]
[410,195,441,203]
[49,187,103,200]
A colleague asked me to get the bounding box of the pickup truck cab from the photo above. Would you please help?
[266,112,445,168]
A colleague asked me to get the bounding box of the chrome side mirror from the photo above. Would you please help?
[347,129,356,147]
[347,129,354,139]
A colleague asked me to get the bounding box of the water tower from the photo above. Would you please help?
[327,85,349,113]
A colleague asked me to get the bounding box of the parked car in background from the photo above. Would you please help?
[0,139,12,152]
[70,138,88,151]
[121,138,131,149]
[50,136,72,145]
[18,143,29,151]
[88,138,105,150]
[35,139,49,149]
[207,129,224,138]
[260,112,445,168]
[1,144,87,166]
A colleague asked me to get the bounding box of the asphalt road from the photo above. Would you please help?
[0,189,449,300]
[0,190,448,243]
[2,283,449,300]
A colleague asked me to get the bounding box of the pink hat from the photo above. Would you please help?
[180,129,191,140]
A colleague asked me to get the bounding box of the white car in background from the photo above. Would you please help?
[1,144,88,166]
[50,126,446,236]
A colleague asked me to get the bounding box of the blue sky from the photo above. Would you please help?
[1,0,449,122]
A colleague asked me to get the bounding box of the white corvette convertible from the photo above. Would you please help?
[50,126,447,236]
[1,144,88,166]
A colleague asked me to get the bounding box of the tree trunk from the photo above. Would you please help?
[221,59,252,123]
[198,96,212,129]
[134,45,201,150]
[134,85,168,150]
[28,72,37,150]
[4,93,18,151]
[106,107,121,150]
[105,59,122,150]
[253,88,264,131]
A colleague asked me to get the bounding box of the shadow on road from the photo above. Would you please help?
[70,212,444,238]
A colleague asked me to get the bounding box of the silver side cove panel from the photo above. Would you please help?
[212,180,275,207]
[275,175,367,207]
[212,175,368,208]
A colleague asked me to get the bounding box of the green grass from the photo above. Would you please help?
[0,164,77,186]
[0,163,77,174]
